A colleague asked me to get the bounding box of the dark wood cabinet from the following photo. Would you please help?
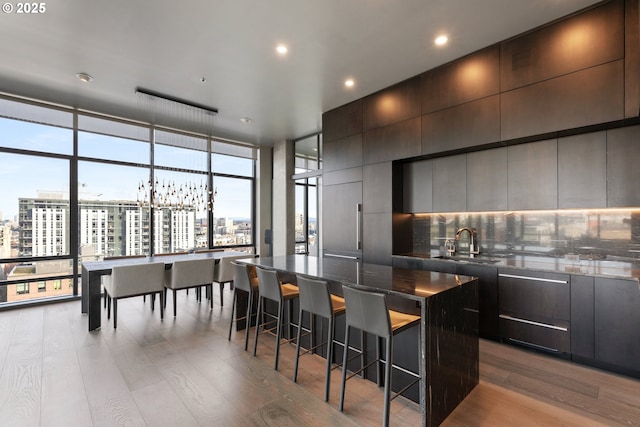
[422,46,500,114]
[466,147,507,211]
[323,134,362,173]
[403,159,432,213]
[362,76,421,131]
[606,125,640,207]
[558,131,607,208]
[421,95,500,154]
[362,213,392,265]
[432,154,466,212]
[500,0,624,92]
[507,139,558,210]
[323,181,362,257]
[458,264,499,341]
[363,162,392,214]
[500,60,625,141]
[322,100,362,143]
[571,275,595,360]
[498,269,571,354]
[362,117,421,165]
[594,277,640,375]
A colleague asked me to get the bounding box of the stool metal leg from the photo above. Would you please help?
[244,287,254,351]
[293,308,304,383]
[383,337,392,427]
[339,324,351,412]
[325,315,335,402]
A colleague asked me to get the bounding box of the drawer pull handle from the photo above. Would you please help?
[499,273,568,284]
[499,314,568,331]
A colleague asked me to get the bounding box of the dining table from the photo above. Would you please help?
[81,251,251,332]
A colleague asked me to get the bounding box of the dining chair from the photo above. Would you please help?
[102,255,146,309]
[163,257,216,316]
[293,274,346,402]
[103,262,166,329]
[339,285,422,427]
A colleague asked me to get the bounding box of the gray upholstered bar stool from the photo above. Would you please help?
[293,275,346,402]
[228,261,259,351]
[253,266,300,370]
[339,285,422,427]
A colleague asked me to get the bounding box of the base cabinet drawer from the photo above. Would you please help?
[499,315,570,354]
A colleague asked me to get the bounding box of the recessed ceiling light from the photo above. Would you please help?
[435,35,448,46]
[276,44,288,55]
[240,117,252,124]
[344,79,355,88]
[75,72,93,83]
[200,77,207,83]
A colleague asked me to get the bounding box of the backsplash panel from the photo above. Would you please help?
[413,210,640,261]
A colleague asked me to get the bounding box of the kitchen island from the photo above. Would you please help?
[239,255,479,427]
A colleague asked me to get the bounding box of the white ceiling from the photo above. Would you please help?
[0,0,602,146]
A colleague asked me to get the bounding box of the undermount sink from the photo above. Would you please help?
[433,255,500,264]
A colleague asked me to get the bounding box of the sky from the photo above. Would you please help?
[0,117,253,220]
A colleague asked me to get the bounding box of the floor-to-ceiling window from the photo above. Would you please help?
[0,98,74,304]
[293,133,321,255]
[0,95,257,307]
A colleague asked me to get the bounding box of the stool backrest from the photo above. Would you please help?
[255,267,282,302]
[296,275,332,318]
[342,285,392,339]
[231,261,253,292]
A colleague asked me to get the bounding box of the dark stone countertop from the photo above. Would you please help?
[239,255,476,301]
[395,251,640,282]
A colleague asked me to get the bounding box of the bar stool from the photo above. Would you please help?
[253,266,300,371]
[339,285,422,427]
[293,275,346,402]
[228,261,259,351]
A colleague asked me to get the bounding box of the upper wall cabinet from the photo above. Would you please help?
[501,60,624,141]
[362,77,421,131]
[625,0,640,118]
[467,147,508,211]
[422,46,500,114]
[508,139,558,210]
[323,100,362,143]
[433,154,467,213]
[422,95,500,154]
[323,134,363,173]
[403,159,432,213]
[363,117,421,165]
[607,125,640,207]
[500,0,624,92]
[558,131,606,208]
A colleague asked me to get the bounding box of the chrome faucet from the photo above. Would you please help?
[455,227,480,256]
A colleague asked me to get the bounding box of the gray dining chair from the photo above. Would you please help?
[163,257,216,316]
[103,262,166,329]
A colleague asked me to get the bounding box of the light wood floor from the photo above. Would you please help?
[0,289,638,426]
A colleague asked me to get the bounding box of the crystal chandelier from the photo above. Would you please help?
[137,178,216,212]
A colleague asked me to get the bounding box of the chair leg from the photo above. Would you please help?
[164,288,168,308]
[107,294,111,319]
[219,283,224,306]
[159,291,164,320]
[274,300,283,370]
[339,324,351,412]
[293,308,304,383]
[325,316,335,402]
[113,298,118,329]
[228,290,237,341]
[376,336,382,387]
[173,289,178,317]
[383,337,392,427]
[244,288,253,351]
